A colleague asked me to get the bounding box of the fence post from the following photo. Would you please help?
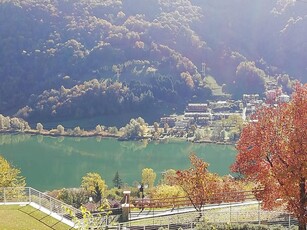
[168,216,170,230]
[3,188,6,204]
[49,196,52,212]
[229,205,232,223]
[153,207,155,225]
[288,214,291,229]
[258,202,261,225]
[29,188,31,203]
[39,192,42,208]
[122,191,131,222]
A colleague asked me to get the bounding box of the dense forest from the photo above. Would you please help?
[0,0,306,126]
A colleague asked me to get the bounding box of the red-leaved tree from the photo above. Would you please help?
[232,83,307,230]
[174,153,221,213]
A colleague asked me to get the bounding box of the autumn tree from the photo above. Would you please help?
[0,115,29,131]
[160,169,177,185]
[153,121,160,133]
[232,83,307,230]
[174,153,222,213]
[0,155,26,187]
[121,117,149,140]
[57,124,65,134]
[36,123,44,133]
[3,116,11,129]
[108,126,118,134]
[142,168,156,188]
[180,71,195,89]
[73,126,82,135]
[152,184,185,207]
[0,155,26,201]
[95,125,103,133]
[10,118,28,131]
[81,172,107,206]
[232,61,266,99]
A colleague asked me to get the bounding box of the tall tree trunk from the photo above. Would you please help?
[298,177,306,230]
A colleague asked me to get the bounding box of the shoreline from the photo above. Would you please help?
[0,129,235,145]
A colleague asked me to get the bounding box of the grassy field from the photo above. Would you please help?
[204,75,226,96]
[0,205,71,230]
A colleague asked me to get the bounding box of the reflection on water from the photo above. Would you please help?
[0,134,237,191]
[119,139,149,152]
[0,133,31,145]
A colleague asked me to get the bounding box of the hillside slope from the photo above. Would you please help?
[0,0,306,125]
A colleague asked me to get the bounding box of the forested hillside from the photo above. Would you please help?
[0,0,306,125]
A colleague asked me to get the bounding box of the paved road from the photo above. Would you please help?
[130,201,261,220]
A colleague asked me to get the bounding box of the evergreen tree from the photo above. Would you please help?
[112,171,123,189]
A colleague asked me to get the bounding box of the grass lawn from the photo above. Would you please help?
[204,75,225,96]
[0,205,71,230]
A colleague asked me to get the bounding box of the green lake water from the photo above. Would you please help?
[0,134,237,191]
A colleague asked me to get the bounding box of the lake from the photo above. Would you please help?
[0,134,237,191]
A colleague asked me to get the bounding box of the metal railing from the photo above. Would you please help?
[116,208,298,230]
[0,187,300,230]
[0,187,111,229]
[130,189,261,210]
[117,192,299,230]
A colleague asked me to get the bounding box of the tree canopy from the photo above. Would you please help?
[174,153,222,212]
[141,168,156,189]
[121,117,149,140]
[174,153,247,213]
[0,155,25,187]
[81,172,107,205]
[232,83,307,229]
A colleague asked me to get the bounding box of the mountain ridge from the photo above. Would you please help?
[0,0,306,125]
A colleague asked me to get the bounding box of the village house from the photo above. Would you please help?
[277,94,290,103]
[243,94,259,104]
[186,103,208,113]
[160,114,178,127]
